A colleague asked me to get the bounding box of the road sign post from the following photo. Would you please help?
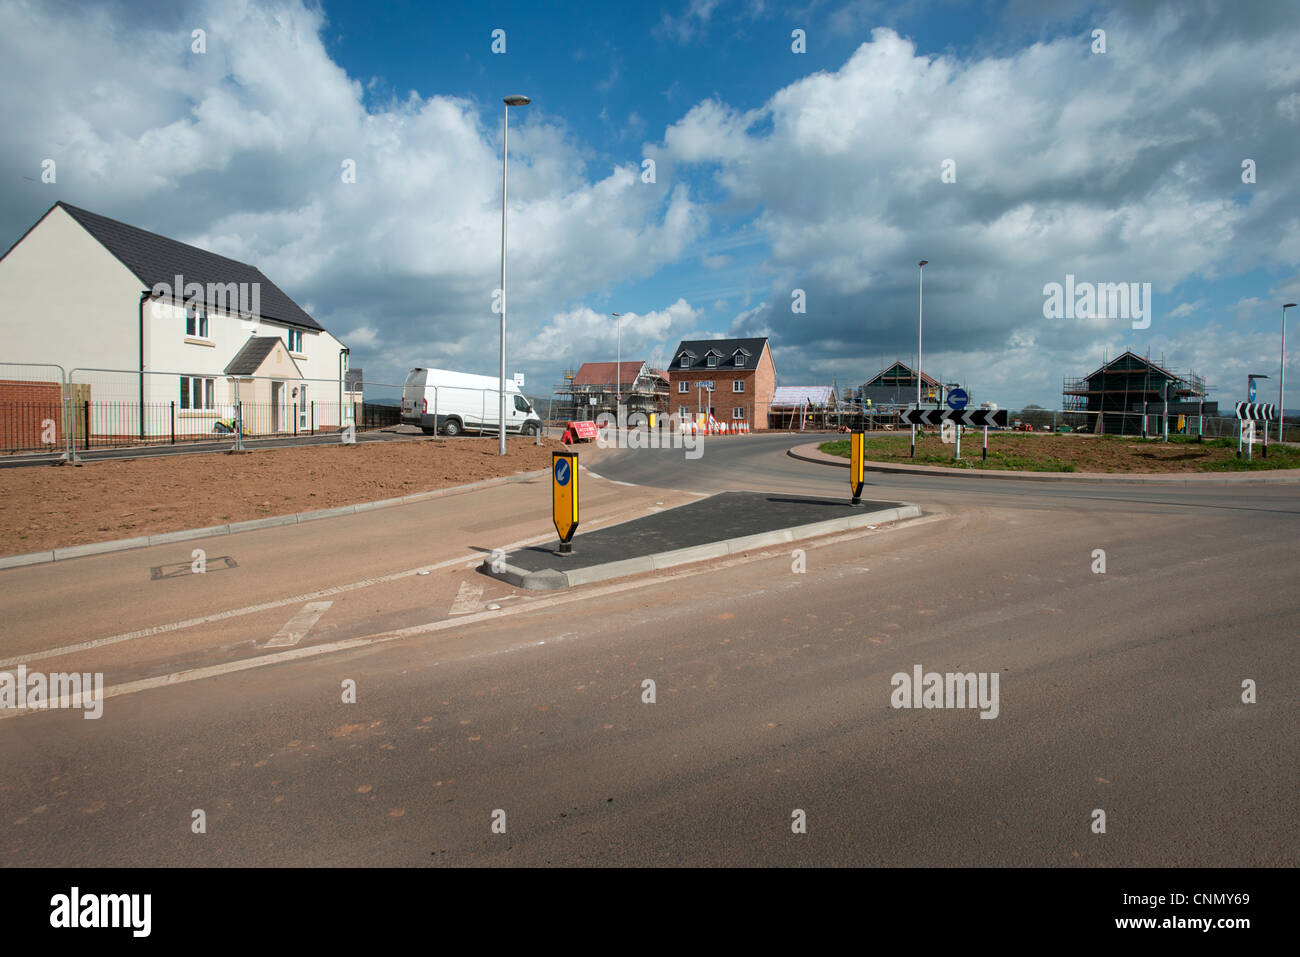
[849,432,866,505]
[1236,402,1275,461]
[552,450,578,554]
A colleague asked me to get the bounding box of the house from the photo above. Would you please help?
[555,360,668,421]
[0,201,355,444]
[1063,351,1212,435]
[858,361,941,410]
[667,337,775,428]
[770,385,835,429]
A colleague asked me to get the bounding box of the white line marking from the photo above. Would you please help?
[448,581,484,616]
[0,513,943,718]
[0,505,658,667]
[264,601,332,648]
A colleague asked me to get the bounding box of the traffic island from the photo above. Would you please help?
[481,490,920,590]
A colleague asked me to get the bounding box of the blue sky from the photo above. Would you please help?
[2,0,1299,408]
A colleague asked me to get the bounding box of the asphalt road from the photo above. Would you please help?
[0,432,1295,866]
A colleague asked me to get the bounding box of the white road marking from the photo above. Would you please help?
[448,581,484,616]
[0,504,661,668]
[0,513,945,718]
[264,601,333,648]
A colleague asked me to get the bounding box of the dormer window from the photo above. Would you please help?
[680,355,690,368]
[734,354,745,367]
[707,355,717,368]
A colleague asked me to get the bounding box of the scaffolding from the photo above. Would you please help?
[551,363,668,423]
[1063,350,1209,435]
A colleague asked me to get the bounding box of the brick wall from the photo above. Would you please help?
[0,379,64,449]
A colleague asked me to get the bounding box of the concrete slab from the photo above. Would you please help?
[481,490,918,589]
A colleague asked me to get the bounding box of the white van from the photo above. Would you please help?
[400,367,542,437]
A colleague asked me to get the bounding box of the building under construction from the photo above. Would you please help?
[1063,351,1214,435]
[551,361,668,423]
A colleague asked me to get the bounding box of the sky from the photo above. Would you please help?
[2,0,1298,409]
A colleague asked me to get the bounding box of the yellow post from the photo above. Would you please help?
[850,432,866,505]
[552,450,579,554]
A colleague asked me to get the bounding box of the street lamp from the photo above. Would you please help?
[914,260,928,454]
[1283,303,1296,442]
[611,313,624,407]
[498,93,530,455]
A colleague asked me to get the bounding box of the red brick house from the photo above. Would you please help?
[666,337,776,428]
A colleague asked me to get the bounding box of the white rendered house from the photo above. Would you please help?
[0,201,356,439]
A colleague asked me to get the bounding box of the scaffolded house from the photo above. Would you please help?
[552,361,668,422]
[857,361,942,409]
[1063,351,1212,435]
[770,386,835,429]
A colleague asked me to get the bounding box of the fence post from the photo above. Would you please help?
[83,400,90,451]
[170,401,175,445]
[311,401,314,434]
[293,402,298,436]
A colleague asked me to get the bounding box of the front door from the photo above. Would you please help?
[271,381,284,432]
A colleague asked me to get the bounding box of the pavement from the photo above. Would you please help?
[0,431,1295,867]
[486,490,918,589]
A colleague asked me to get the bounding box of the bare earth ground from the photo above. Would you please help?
[819,431,1300,472]
[0,435,566,555]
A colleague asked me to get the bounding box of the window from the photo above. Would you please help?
[287,329,303,353]
[185,302,208,338]
[706,355,717,368]
[513,394,531,413]
[733,407,746,419]
[679,405,691,416]
[179,376,215,410]
[678,381,689,393]
[679,355,690,368]
[732,380,745,393]
[734,354,745,367]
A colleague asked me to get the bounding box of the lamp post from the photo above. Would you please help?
[611,313,624,408]
[1283,303,1296,443]
[498,94,530,455]
[914,260,928,455]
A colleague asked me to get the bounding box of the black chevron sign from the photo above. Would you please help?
[1235,402,1277,420]
[903,408,1008,428]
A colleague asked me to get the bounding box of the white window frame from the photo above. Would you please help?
[185,302,209,339]
[732,380,745,393]
[706,355,717,368]
[734,354,745,367]
[733,407,746,419]
[287,329,304,353]
[678,381,689,393]
[679,355,690,368]
[179,376,215,411]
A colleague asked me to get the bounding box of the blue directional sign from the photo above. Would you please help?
[1249,380,1257,402]
[554,457,571,486]
[946,388,969,411]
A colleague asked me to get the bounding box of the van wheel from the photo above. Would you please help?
[443,419,462,437]
[522,422,537,436]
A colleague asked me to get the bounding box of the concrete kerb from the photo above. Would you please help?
[0,466,553,571]
[787,443,1300,485]
[484,503,922,591]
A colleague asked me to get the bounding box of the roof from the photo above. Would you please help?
[670,337,769,371]
[863,361,939,388]
[1081,350,1178,383]
[571,361,648,387]
[45,202,324,332]
[772,386,833,407]
[225,336,286,376]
